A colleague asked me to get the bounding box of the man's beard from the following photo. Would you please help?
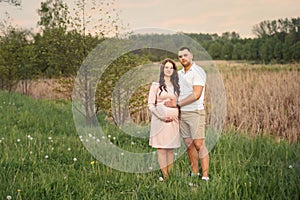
[181,61,191,67]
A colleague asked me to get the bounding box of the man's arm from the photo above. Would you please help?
[178,85,203,107]
[165,85,203,108]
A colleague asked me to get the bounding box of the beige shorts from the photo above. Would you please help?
[180,110,206,139]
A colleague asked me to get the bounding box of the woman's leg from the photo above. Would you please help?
[157,148,169,178]
[166,149,174,174]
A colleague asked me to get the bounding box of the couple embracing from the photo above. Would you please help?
[148,47,210,181]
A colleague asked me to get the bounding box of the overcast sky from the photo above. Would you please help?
[1,0,300,38]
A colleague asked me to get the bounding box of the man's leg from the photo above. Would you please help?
[200,154,209,177]
[194,139,209,178]
[184,138,199,174]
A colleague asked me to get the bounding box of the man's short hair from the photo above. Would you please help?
[179,47,191,52]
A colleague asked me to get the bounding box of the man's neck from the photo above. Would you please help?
[184,63,193,72]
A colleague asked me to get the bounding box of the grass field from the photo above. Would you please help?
[0,90,299,199]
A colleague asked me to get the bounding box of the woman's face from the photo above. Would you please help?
[163,62,174,77]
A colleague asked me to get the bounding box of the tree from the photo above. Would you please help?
[0,13,35,92]
[0,0,21,7]
[208,42,222,59]
[0,28,34,91]
[37,0,69,31]
[232,43,243,60]
[221,42,233,60]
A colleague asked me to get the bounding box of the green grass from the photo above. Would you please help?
[0,90,299,200]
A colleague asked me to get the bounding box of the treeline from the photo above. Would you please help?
[0,1,299,94]
[132,17,300,63]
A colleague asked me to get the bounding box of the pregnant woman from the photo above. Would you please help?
[148,58,181,181]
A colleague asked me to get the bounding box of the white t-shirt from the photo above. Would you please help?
[178,63,206,111]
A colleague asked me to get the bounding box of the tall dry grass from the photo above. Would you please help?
[214,62,299,143]
[14,62,299,143]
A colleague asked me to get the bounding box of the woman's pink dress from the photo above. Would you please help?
[148,82,181,148]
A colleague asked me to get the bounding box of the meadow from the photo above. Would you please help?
[0,88,299,199]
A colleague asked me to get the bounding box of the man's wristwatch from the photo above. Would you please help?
[176,101,180,108]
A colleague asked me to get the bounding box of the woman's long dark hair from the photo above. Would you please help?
[158,58,180,97]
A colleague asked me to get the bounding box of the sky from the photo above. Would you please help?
[0,0,300,38]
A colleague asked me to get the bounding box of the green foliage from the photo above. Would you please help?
[37,0,70,30]
[0,91,299,199]
[0,27,37,91]
[95,53,150,122]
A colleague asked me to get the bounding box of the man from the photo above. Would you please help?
[165,47,209,180]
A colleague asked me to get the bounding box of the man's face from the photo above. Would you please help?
[178,49,193,67]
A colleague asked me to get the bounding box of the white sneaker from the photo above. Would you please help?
[201,176,209,181]
[159,176,164,182]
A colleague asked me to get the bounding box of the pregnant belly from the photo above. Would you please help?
[156,105,178,118]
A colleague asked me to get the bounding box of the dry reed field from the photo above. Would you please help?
[16,61,300,143]
[214,61,299,143]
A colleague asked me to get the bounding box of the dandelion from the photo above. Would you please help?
[120,152,124,156]
[73,158,77,162]
[29,137,33,140]
[149,166,153,170]
[45,155,49,159]
[108,135,111,138]
[88,133,92,138]
[93,136,96,140]
[17,139,21,142]
[188,182,194,187]
[79,135,83,139]
[17,189,22,192]
[174,153,178,156]
[90,161,95,165]
[131,141,135,145]
[0,140,2,143]
[96,139,100,142]
[68,148,71,151]
[7,195,12,200]
[102,136,106,139]
[85,139,89,142]
[48,137,52,140]
[113,137,116,140]
[51,147,54,151]
[288,165,293,169]
[29,151,33,154]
